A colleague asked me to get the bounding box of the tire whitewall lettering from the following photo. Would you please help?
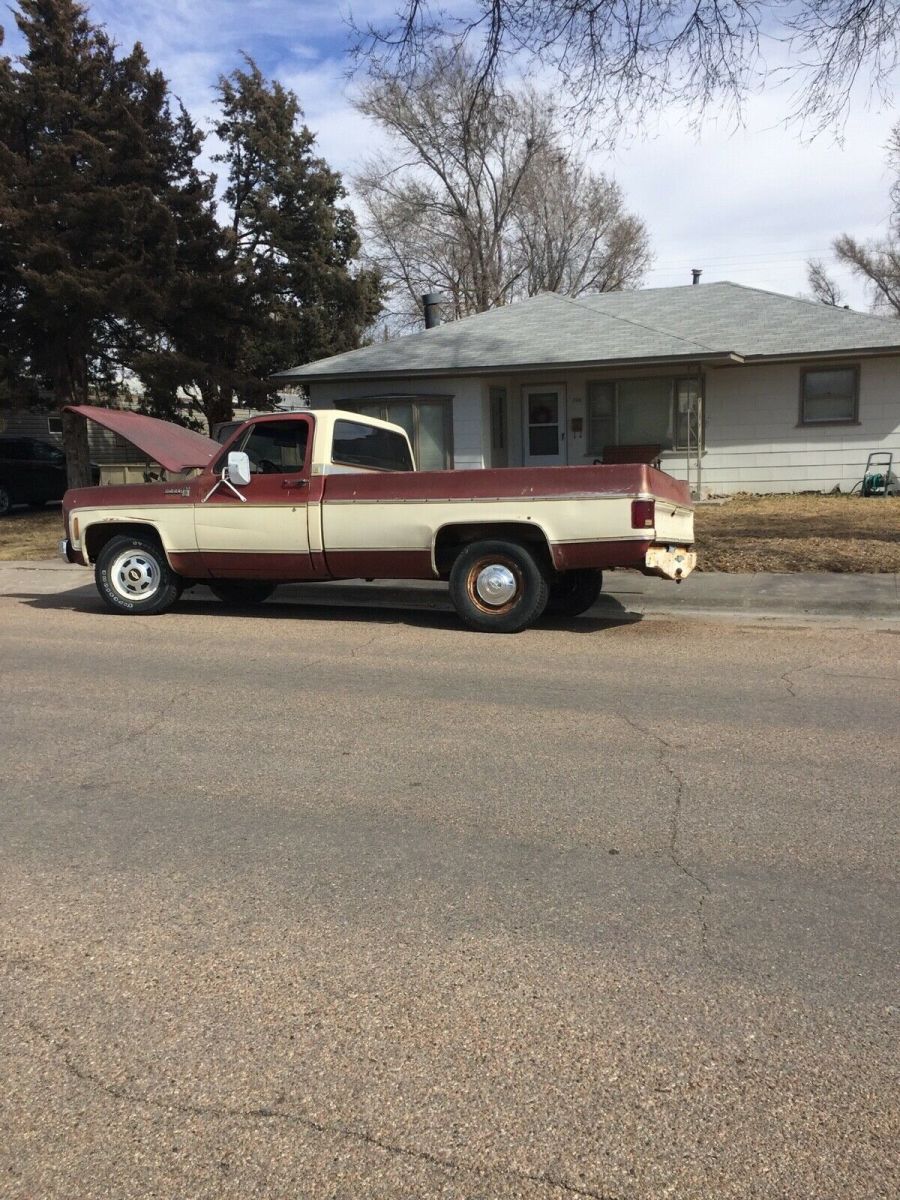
[95,535,182,616]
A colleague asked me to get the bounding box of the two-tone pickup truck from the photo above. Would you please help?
[60,405,696,633]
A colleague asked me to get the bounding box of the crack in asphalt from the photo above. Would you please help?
[25,1021,619,1200]
[617,713,711,960]
[98,689,193,755]
[779,647,856,700]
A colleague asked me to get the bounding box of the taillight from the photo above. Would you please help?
[631,499,655,529]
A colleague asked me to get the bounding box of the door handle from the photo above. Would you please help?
[281,478,308,489]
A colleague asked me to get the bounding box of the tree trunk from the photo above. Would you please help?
[62,409,93,490]
[200,384,234,435]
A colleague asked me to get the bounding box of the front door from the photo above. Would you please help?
[195,416,315,579]
[522,386,566,466]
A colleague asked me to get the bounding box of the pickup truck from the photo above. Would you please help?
[60,405,696,633]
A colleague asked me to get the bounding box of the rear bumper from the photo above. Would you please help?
[642,544,697,581]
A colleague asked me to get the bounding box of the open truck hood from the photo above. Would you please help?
[64,405,220,473]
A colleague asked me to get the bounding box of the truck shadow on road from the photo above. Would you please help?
[9,586,642,634]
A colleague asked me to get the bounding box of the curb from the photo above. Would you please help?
[1,560,898,621]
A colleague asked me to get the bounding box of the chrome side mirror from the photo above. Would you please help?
[226,451,252,486]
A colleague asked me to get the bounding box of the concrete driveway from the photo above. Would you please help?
[1,565,897,1199]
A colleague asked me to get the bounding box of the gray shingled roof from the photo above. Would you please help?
[276,282,900,382]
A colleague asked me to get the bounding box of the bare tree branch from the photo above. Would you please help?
[806,257,845,304]
[355,49,651,330]
[833,232,900,314]
[350,2,900,135]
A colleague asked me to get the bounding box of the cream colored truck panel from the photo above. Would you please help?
[321,494,651,567]
[71,505,197,559]
[193,502,310,555]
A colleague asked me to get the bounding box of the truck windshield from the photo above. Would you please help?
[332,420,413,472]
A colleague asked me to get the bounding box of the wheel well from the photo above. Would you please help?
[83,522,166,564]
[434,521,553,577]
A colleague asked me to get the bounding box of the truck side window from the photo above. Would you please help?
[238,420,309,475]
[332,420,413,472]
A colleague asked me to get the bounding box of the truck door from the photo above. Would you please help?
[194,416,316,580]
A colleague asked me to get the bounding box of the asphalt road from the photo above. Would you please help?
[1,567,898,1199]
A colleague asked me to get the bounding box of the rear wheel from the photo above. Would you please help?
[95,535,182,615]
[546,569,603,617]
[0,485,11,517]
[209,580,276,606]
[449,539,549,633]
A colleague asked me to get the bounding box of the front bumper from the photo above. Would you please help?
[643,544,697,581]
[58,537,81,565]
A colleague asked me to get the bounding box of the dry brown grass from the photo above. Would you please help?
[695,494,900,572]
[0,507,63,560]
[2,495,899,572]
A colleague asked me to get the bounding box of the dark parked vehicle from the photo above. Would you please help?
[0,437,100,516]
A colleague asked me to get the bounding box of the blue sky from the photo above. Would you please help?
[4,0,898,310]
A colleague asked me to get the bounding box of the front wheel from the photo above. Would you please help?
[449,540,549,633]
[0,485,12,517]
[546,569,603,617]
[95,535,182,616]
[209,580,276,606]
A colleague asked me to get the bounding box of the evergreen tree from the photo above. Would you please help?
[206,60,381,425]
[0,0,210,481]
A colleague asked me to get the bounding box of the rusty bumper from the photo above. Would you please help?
[642,544,697,582]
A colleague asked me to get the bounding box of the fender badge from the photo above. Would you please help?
[164,486,191,497]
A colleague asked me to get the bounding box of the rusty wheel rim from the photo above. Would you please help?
[465,556,523,616]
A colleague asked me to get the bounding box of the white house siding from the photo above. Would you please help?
[305,356,900,494]
[488,360,900,494]
[700,358,900,494]
[306,376,487,470]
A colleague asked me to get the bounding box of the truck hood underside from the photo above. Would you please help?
[63,405,220,473]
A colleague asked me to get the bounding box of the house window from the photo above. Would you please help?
[587,382,615,456]
[587,377,702,456]
[351,397,453,471]
[800,367,858,424]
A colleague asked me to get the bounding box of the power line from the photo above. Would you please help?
[648,247,836,267]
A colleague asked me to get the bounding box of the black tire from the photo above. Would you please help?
[209,580,276,606]
[546,569,603,617]
[0,485,12,517]
[449,539,549,633]
[95,534,182,616]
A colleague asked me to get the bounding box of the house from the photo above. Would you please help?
[275,282,900,495]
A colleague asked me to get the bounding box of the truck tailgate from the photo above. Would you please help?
[653,499,694,544]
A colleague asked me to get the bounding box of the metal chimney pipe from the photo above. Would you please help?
[691,269,702,285]
[422,293,443,328]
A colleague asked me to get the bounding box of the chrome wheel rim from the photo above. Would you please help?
[109,549,160,601]
[474,563,518,607]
